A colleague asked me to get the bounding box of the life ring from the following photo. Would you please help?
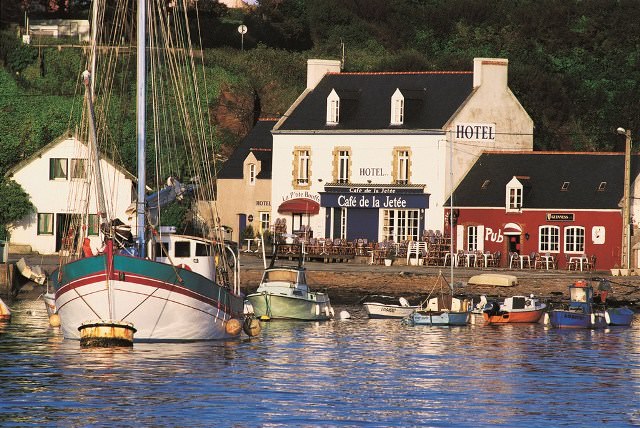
[525,299,532,306]
[178,263,191,271]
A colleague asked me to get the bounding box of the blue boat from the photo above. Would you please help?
[594,279,635,326]
[604,307,635,326]
[548,281,607,329]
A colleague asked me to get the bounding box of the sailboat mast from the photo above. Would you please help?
[136,0,147,256]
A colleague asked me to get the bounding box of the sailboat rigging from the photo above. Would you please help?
[49,0,257,343]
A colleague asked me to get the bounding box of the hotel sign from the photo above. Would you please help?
[546,213,574,222]
[455,123,496,141]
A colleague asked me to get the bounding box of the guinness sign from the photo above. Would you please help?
[546,213,574,222]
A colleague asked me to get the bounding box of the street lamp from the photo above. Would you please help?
[617,127,632,270]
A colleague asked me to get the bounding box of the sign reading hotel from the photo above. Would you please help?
[455,123,496,141]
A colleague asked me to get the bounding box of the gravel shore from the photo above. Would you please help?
[10,253,640,309]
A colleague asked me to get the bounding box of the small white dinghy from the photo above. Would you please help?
[468,273,517,287]
[363,296,421,319]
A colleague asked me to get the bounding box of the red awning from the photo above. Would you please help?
[278,198,320,215]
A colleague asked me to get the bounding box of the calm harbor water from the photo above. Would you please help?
[1,299,639,427]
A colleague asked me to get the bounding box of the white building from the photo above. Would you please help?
[270,58,533,242]
[6,134,135,254]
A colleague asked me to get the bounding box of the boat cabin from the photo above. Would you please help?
[150,233,221,281]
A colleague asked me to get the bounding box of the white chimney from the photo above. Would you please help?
[473,58,508,90]
[307,59,341,90]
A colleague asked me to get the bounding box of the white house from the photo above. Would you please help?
[6,134,135,254]
[270,58,533,242]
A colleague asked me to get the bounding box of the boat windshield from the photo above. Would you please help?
[264,270,298,283]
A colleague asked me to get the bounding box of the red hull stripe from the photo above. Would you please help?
[56,271,232,314]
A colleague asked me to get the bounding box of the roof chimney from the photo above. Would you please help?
[473,58,508,90]
[307,59,341,90]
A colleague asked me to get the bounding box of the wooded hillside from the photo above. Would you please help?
[0,0,638,178]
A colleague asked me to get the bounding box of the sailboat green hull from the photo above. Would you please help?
[247,292,332,321]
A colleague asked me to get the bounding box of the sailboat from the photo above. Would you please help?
[402,272,471,326]
[49,0,254,343]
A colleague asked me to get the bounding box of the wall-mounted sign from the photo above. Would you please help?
[546,213,574,222]
[256,200,271,206]
[454,123,496,141]
[321,192,429,209]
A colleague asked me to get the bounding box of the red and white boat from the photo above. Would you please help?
[0,297,11,322]
[482,295,546,324]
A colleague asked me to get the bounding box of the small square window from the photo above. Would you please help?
[71,159,87,179]
[561,181,570,191]
[597,181,607,191]
[481,179,490,190]
[175,241,191,257]
[49,158,68,180]
[37,213,54,235]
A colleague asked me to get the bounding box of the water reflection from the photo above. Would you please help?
[0,301,639,426]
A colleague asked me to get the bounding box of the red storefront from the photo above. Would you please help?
[447,151,634,271]
[447,208,622,270]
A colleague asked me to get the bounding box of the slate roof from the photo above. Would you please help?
[451,152,640,210]
[217,118,276,179]
[278,72,473,131]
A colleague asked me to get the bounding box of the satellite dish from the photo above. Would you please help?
[237,25,247,35]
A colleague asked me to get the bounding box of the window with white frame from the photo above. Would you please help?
[259,212,270,234]
[326,90,340,125]
[391,89,404,125]
[338,150,350,183]
[467,226,478,251]
[49,158,68,180]
[296,149,310,185]
[382,209,419,242]
[340,208,347,239]
[564,226,585,253]
[395,150,410,184]
[248,163,256,185]
[539,225,560,252]
[37,213,54,235]
[505,176,523,212]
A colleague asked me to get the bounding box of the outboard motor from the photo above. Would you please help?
[483,301,501,316]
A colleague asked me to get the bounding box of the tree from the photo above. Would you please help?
[0,179,35,240]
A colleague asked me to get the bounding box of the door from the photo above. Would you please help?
[507,234,520,255]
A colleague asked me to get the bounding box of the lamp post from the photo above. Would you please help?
[617,127,632,269]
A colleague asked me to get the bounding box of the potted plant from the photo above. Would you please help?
[610,264,620,276]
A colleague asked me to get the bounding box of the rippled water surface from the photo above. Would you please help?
[1,299,639,427]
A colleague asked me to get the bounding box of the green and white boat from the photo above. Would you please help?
[247,245,334,321]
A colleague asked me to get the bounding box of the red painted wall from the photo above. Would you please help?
[452,208,622,270]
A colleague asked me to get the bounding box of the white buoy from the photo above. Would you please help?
[243,317,261,337]
[49,313,61,327]
[543,312,550,326]
[225,318,242,336]
[339,310,351,320]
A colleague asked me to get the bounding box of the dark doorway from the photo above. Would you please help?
[507,234,521,254]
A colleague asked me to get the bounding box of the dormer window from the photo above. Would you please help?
[326,89,340,125]
[481,179,490,190]
[390,89,404,125]
[506,176,523,212]
[248,163,256,185]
